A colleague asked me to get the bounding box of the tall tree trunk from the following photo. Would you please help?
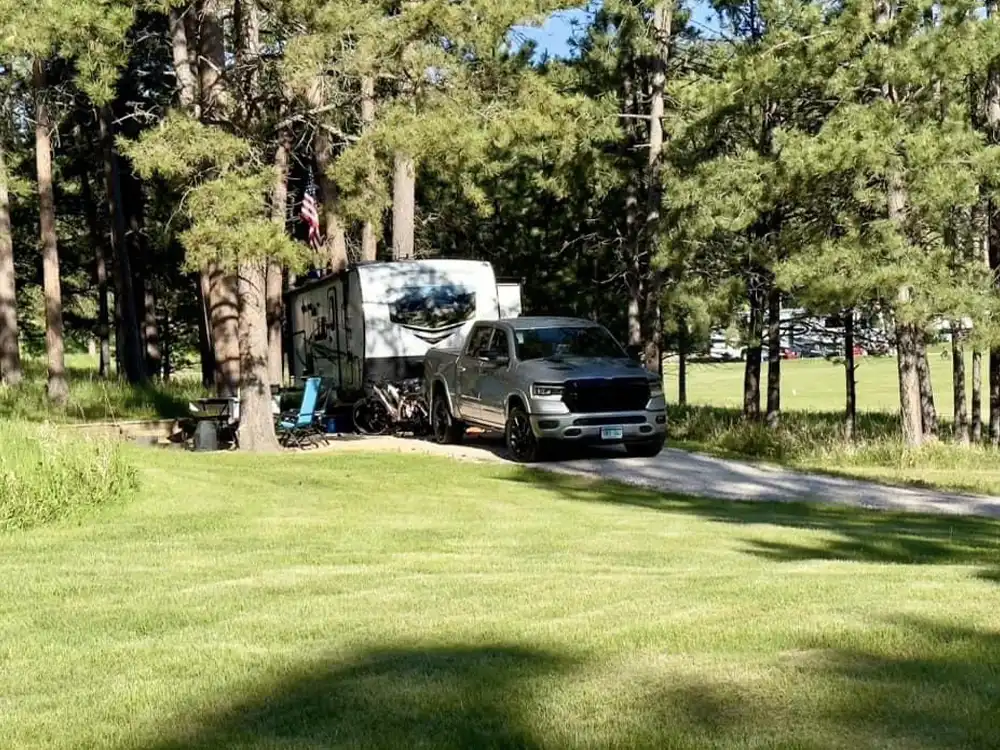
[237,260,279,452]
[198,0,241,396]
[0,141,21,385]
[765,285,781,428]
[972,348,984,441]
[197,270,214,388]
[33,60,67,404]
[952,323,969,444]
[100,106,145,383]
[360,74,378,262]
[122,172,161,378]
[896,317,924,448]
[207,270,240,397]
[986,0,1000,444]
[916,334,937,439]
[314,130,348,271]
[392,151,416,260]
[268,131,291,385]
[743,283,764,419]
[169,5,201,117]
[161,308,172,382]
[677,314,687,407]
[198,0,228,121]
[144,280,161,378]
[79,168,111,378]
[991,347,1000,445]
[639,1,672,376]
[844,311,857,441]
[878,2,922,447]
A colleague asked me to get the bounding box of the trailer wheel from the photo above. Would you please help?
[432,394,465,444]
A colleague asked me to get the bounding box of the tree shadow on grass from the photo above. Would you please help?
[128,626,1000,750]
[137,645,575,750]
[804,617,1000,749]
[508,470,1000,570]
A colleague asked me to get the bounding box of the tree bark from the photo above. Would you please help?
[0,141,21,385]
[896,319,924,448]
[268,131,292,385]
[144,280,161,378]
[208,263,241,397]
[765,285,781,428]
[313,129,348,271]
[237,260,279,452]
[198,0,229,120]
[677,315,687,407]
[972,348,984,441]
[169,4,200,117]
[79,168,111,378]
[197,269,214,388]
[122,171,161,379]
[100,106,145,383]
[952,323,969,444]
[743,283,764,419]
[33,60,67,404]
[639,1,672,377]
[844,311,857,441]
[991,349,1000,445]
[360,74,378,262]
[986,0,1000,444]
[916,334,937,439]
[392,151,416,260]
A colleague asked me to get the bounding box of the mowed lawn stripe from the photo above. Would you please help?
[1,450,998,749]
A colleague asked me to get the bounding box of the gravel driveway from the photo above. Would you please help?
[318,435,1000,519]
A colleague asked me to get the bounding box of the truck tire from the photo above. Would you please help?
[505,405,546,463]
[624,437,666,458]
[432,394,465,444]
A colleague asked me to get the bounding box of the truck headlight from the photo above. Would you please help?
[648,382,664,398]
[532,383,565,398]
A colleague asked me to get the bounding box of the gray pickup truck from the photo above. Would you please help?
[424,316,667,462]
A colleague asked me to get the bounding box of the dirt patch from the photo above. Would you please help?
[310,432,508,463]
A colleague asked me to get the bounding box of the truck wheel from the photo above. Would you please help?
[506,405,545,463]
[432,395,464,444]
[624,437,666,458]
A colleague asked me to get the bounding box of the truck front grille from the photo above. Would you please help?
[562,378,651,413]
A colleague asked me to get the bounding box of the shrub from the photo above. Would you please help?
[0,421,139,532]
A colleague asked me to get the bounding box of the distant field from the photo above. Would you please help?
[665,350,974,419]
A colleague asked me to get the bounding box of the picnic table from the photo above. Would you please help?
[187,395,281,450]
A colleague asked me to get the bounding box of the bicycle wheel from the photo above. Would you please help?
[353,397,392,435]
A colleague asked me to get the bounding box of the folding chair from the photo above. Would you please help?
[275,377,325,448]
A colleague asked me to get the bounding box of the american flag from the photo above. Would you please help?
[300,170,322,250]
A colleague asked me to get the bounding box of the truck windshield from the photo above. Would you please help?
[515,326,626,361]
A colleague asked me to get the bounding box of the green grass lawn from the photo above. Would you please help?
[0,355,205,423]
[2,449,999,749]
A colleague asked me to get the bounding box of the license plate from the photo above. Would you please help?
[600,426,624,441]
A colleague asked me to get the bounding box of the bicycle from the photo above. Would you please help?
[352,378,430,436]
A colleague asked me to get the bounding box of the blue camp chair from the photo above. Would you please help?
[275,377,326,448]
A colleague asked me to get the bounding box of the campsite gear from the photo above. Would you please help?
[187,396,240,450]
[192,420,219,452]
[275,377,327,448]
[352,378,429,436]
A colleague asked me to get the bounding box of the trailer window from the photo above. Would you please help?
[389,285,476,330]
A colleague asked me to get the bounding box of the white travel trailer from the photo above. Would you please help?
[287,259,522,395]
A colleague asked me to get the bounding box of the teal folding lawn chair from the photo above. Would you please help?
[275,377,326,448]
